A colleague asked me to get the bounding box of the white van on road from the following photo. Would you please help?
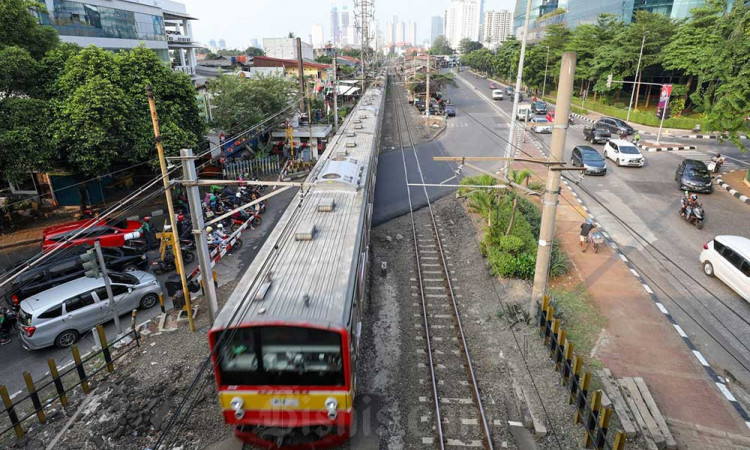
[700,235,750,302]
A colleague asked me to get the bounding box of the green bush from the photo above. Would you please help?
[487,247,537,280]
[528,181,544,193]
[499,235,525,254]
[550,241,569,278]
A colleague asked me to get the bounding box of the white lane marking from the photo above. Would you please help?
[674,324,688,338]
[716,383,737,402]
[508,421,524,427]
[643,284,654,294]
[630,268,639,277]
[619,254,628,262]
[656,303,668,314]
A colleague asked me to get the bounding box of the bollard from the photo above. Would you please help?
[213,269,218,288]
[96,325,114,373]
[613,430,626,450]
[574,371,591,424]
[544,305,555,345]
[549,318,560,359]
[555,328,567,371]
[0,385,24,438]
[596,405,613,450]
[569,355,583,404]
[562,340,574,385]
[158,293,166,314]
[23,372,46,424]
[47,358,68,407]
[131,309,140,346]
[72,345,90,394]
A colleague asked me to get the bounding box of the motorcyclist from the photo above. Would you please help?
[685,193,699,222]
[0,307,13,345]
[176,214,191,240]
[580,219,596,252]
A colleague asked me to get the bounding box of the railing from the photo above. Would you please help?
[0,312,141,441]
[223,155,282,180]
[167,35,193,43]
[173,65,195,75]
[537,295,627,450]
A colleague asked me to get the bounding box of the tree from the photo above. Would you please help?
[209,73,299,134]
[0,46,38,97]
[408,72,457,98]
[430,35,453,55]
[245,46,264,56]
[458,38,483,54]
[0,98,56,182]
[316,55,333,64]
[0,0,59,59]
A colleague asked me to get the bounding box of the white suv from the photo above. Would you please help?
[492,89,504,100]
[700,235,750,302]
[603,139,644,167]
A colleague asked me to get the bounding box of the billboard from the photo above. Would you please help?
[657,84,673,120]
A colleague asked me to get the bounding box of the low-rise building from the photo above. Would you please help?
[251,56,330,81]
[263,37,314,60]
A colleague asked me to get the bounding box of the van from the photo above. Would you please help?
[516,103,532,121]
[700,235,750,302]
[18,271,162,350]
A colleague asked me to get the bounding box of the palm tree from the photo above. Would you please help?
[506,169,532,236]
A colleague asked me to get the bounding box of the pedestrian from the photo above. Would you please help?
[634,130,641,144]
[580,219,596,252]
[140,216,153,250]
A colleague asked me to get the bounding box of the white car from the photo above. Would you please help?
[492,89,504,100]
[700,236,750,302]
[603,139,644,167]
[529,117,552,133]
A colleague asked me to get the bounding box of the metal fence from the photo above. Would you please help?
[537,295,627,450]
[0,313,141,441]
[222,156,281,179]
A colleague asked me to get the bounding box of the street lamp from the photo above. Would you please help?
[627,32,647,122]
[541,45,550,99]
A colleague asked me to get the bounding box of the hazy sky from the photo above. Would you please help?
[180,0,516,49]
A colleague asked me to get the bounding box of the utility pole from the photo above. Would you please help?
[180,149,218,322]
[296,37,315,161]
[541,45,550,98]
[425,53,431,118]
[94,240,122,336]
[656,87,670,145]
[146,86,195,333]
[503,0,533,181]
[333,48,339,132]
[530,51,576,318]
[627,33,647,122]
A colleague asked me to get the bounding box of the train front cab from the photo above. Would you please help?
[209,322,354,449]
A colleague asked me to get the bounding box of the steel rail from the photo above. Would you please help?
[393,72,494,450]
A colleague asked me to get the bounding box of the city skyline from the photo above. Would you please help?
[179,0,515,49]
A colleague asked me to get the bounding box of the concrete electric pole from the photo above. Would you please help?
[426,53,431,118]
[93,240,122,336]
[503,0,533,181]
[333,48,339,132]
[530,51,577,317]
[180,149,219,322]
[296,37,316,161]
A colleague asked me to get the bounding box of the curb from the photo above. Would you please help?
[636,143,696,152]
[559,178,750,433]
[715,171,750,205]
[0,237,41,250]
[668,134,749,141]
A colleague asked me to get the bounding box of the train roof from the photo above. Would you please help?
[213,78,386,331]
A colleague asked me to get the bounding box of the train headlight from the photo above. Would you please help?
[230,397,244,411]
[234,409,245,420]
[324,397,338,411]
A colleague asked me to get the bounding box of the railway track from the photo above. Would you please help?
[391,73,494,449]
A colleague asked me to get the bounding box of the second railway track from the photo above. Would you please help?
[391,73,494,449]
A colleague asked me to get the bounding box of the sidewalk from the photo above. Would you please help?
[716,169,750,206]
[505,135,750,448]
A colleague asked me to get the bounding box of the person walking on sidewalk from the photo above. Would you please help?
[139,217,153,250]
[580,219,597,252]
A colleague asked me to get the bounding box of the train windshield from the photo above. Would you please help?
[217,326,345,387]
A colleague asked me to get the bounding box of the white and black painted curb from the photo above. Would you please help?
[636,143,696,152]
[560,178,750,431]
[715,171,750,205]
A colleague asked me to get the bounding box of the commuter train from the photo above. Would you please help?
[208,75,386,447]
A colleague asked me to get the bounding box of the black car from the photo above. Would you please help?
[582,124,611,144]
[445,104,456,117]
[531,101,548,115]
[571,145,607,175]
[596,117,634,136]
[1,246,149,308]
[414,99,425,112]
[676,159,713,193]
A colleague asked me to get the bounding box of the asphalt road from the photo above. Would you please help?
[453,71,750,389]
[0,188,296,396]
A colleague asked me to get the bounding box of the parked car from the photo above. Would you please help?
[414,99,425,112]
[531,101,548,115]
[492,89,504,100]
[700,236,750,302]
[583,124,612,144]
[42,218,142,252]
[603,139,644,167]
[529,117,552,133]
[676,159,713,193]
[18,271,162,350]
[445,104,456,117]
[571,146,607,175]
[595,117,634,136]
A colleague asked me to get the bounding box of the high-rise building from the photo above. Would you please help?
[396,21,405,44]
[330,6,340,46]
[340,6,350,45]
[431,16,444,44]
[311,23,325,48]
[218,39,226,49]
[407,22,417,46]
[385,19,394,45]
[209,39,217,50]
[445,0,481,49]
[482,10,514,45]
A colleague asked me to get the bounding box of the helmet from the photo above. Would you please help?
[236,192,242,198]
[143,216,151,222]
[164,225,172,231]
[217,223,224,229]
[206,226,213,233]
[586,219,592,225]
[684,190,689,197]
[691,194,697,201]
[177,214,185,222]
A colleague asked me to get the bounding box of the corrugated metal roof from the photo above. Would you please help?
[214,79,385,330]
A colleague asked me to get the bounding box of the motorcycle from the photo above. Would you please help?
[707,155,725,174]
[588,231,604,253]
[150,248,195,274]
[680,203,705,229]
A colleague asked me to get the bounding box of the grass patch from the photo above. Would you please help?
[548,281,607,366]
